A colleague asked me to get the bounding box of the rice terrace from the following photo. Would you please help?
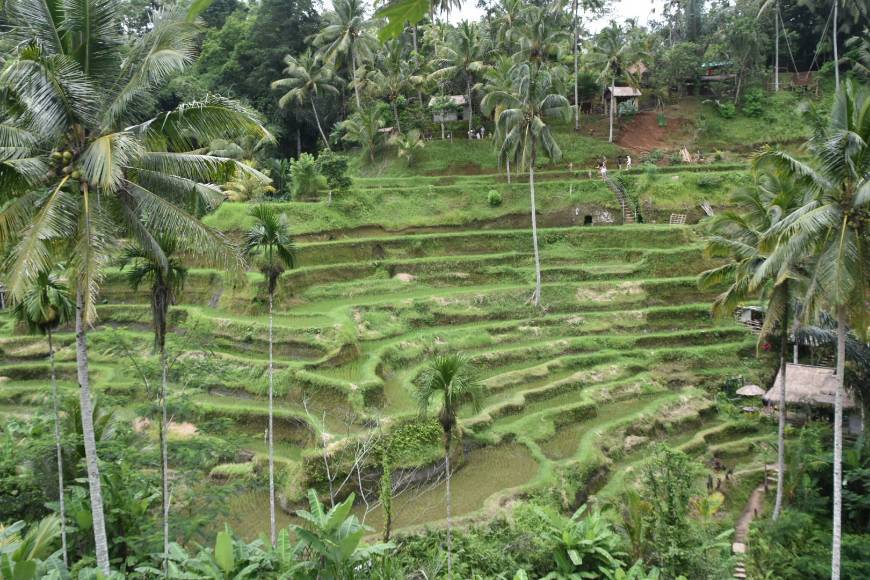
[0,0,867,578]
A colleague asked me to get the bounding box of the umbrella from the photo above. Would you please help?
[736,384,765,397]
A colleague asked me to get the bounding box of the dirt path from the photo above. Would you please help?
[616,111,691,154]
[734,482,767,543]
[732,469,776,579]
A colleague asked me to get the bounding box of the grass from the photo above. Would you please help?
[203,171,741,235]
[348,123,624,178]
[695,91,813,150]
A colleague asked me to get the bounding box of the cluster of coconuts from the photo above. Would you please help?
[48,149,82,181]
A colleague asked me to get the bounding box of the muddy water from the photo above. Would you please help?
[353,443,538,532]
[224,443,538,541]
[222,490,298,541]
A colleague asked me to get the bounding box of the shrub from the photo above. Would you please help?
[487,190,503,207]
[618,100,638,119]
[646,149,664,163]
[714,100,736,119]
[316,150,352,202]
[696,174,723,189]
[290,153,322,199]
[742,88,766,118]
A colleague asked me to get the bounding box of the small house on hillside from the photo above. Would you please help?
[429,95,471,123]
[763,363,863,434]
[603,86,642,114]
[735,306,764,333]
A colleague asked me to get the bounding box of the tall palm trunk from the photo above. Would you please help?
[155,284,170,576]
[774,1,779,92]
[608,76,615,143]
[793,318,800,363]
[831,306,845,579]
[75,288,110,574]
[773,293,789,520]
[572,0,580,130]
[412,25,423,107]
[529,146,542,307]
[392,101,401,133]
[159,342,169,576]
[268,288,277,548]
[48,330,68,566]
[311,101,331,151]
[832,2,839,89]
[444,429,453,579]
[466,76,473,134]
[351,49,362,109]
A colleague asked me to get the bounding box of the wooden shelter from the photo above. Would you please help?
[428,95,471,123]
[603,86,641,115]
[735,306,764,333]
[763,363,863,434]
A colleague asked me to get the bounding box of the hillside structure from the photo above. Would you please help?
[763,363,863,434]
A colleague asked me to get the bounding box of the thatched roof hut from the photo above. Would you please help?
[762,363,855,409]
[736,384,765,397]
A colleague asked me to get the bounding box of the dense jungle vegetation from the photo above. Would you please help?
[0,0,868,578]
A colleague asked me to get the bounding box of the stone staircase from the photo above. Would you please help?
[603,176,636,225]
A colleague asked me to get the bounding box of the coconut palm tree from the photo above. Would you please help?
[753,81,868,580]
[512,4,567,66]
[492,0,524,56]
[376,40,420,133]
[699,171,807,522]
[0,2,265,571]
[390,129,426,166]
[478,57,516,181]
[118,236,187,571]
[340,107,386,163]
[272,51,340,150]
[593,22,629,143]
[429,21,489,133]
[489,63,571,306]
[417,354,483,580]
[311,0,378,110]
[9,269,74,566]
[243,205,296,548]
[571,0,582,129]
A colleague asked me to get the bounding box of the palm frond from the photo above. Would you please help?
[80,131,143,191]
[1,47,97,137]
[130,95,272,151]
[102,5,198,129]
[68,191,115,323]
[3,183,77,302]
[121,181,242,271]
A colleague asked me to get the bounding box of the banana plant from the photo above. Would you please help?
[135,527,274,579]
[0,517,66,580]
[291,490,393,579]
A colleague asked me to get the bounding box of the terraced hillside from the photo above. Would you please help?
[0,217,773,539]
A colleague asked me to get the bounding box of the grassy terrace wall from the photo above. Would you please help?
[203,166,748,237]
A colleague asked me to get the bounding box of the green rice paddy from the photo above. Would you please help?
[0,178,776,540]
